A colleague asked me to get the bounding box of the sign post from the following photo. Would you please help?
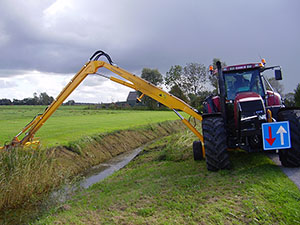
[262,121,291,150]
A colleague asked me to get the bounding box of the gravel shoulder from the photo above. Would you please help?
[268,153,300,190]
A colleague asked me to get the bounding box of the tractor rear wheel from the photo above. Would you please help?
[278,109,300,167]
[202,116,230,171]
[193,141,203,161]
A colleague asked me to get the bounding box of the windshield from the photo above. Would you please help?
[223,69,264,100]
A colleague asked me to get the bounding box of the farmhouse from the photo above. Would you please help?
[126,91,144,107]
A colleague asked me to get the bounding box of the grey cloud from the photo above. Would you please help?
[80,75,107,87]
[0,69,29,77]
[0,0,299,93]
[0,79,17,88]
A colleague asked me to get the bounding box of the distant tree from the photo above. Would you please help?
[165,65,188,102]
[165,65,184,89]
[183,63,207,95]
[13,99,21,105]
[284,92,295,107]
[10,92,54,105]
[208,58,227,94]
[268,77,284,95]
[169,84,188,102]
[22,97,37,105]
[39,92,54,105]
[0,98,12,105]
[165,65,190,102]
[165,63,208,99]
[33,92,39,104]
[294,83,300,107]
[64,100,76,105]
[188,90,213,111]
[141,68,163,109]
[141,68,163,86]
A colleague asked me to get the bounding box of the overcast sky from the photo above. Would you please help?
[0,0,299,103]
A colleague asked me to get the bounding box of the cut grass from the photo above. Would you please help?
[0,105,180,147]
[34,130,300,224]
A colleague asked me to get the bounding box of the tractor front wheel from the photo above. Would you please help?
[278,109,300,167]
[202,116,231,171]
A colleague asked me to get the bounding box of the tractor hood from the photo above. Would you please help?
[235,92,263,104]
[234,92,266,127]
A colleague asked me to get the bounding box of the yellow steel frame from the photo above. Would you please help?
[1,60,204,155]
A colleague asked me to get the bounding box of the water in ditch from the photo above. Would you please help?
[50,145,144,203]
[0,146,145,225]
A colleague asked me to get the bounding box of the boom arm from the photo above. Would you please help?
[1,51,204,154]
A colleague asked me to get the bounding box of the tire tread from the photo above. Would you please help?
[203,116,230,171]
[278,109,300,167]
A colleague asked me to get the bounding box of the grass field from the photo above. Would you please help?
[0,105,180,147]
[34,130,300,224]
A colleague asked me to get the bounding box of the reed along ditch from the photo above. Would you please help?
[0,120,186,225]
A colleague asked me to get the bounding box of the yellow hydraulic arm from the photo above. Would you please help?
[1,51,204,155]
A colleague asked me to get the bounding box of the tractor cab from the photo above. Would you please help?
[222,62,283,118]
[223,64,266,101]
[223,67,265,101]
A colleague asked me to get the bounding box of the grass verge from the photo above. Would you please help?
[0,120,185,220]
[34,130,300,224]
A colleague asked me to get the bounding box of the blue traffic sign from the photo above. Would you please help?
[262,121,291,150]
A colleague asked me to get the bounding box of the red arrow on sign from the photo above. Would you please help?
[266,126,276,145]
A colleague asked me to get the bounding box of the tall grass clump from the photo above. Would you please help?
[156,126,200,162]
[0,147,64,210]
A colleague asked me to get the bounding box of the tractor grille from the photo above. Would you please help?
[239,100,264,117]
[239,99,265,136]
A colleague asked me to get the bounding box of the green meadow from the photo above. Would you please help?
[0,105,180,147]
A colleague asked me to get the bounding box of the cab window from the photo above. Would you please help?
[224,69,264,100]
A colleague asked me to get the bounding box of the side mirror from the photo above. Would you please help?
[275,69,282,80]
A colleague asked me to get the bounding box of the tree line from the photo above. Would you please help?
[0,92,54,105]
[285,84,300,107]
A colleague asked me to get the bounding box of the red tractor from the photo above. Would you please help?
[198,60,300,171]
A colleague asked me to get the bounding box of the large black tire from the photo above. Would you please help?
[278,109,300,167]
[202,116,231,171]
[193,141,203,161]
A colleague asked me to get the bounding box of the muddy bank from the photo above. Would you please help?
[51,120,186,177]
[0,120,186,213]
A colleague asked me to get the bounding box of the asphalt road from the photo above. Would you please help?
[268,153,300,190]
